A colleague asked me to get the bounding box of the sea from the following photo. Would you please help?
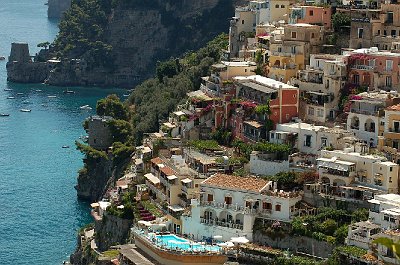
[0,1,125,264]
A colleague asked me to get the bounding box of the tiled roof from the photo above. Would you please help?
[150,157,163,165]
[202,174,269,193]
[160,166,175,176]
[387,104,400,111]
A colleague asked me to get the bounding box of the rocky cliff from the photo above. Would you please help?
[48,0,71,18]
[7,0,243,87]
[95,214,133,251]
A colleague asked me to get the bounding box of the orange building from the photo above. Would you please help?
[289,6,332,30]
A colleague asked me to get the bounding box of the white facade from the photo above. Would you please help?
[181,174,302,242]
[250,151,289,176]
[369,194,400,229]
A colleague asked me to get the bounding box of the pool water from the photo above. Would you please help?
[154,234,221,252]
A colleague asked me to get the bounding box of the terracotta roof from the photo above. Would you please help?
[387,104,400,111]
[201,174,269,193]
[150,157,163,165]
[160,166,175,176]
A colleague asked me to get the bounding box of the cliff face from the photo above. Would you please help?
[8,0,243,87]
[48,0,72,18]
[95,214,133,251]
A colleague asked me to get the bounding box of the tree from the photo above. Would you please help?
[96,94,129,120]
[107,119,132,143]
[37,41,50,50]
[332,12,351,32]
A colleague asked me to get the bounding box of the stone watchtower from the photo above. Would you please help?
[8,43,31,63]
[87,115,114,150]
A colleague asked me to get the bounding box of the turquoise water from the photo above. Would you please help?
[0,1,125,264]
[154,234,221,252]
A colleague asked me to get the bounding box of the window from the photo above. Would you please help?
[207,194,213,202]
[278,47,282,52]
[358,28,363,38]
[394,122,399,132]
[384,30,387,36]
[242,20,244,24]
[389,177,392,183]
[309,10,314,16]
[393,141,399,149]
[291,31,297,39]
[384,215,390,221]
[308,107,314,116]
[378,30,381,35]
[305,135,312,147]
[275,204,281,211]
[386,76,392,87]
[392,30,397,37]
[271,132,275,139]
[317,109,324,117]
[281,5,285,8]
[291,46,296,54]
[277,133,281,139]
[321,137,328,147]
[275,4,279,8]
[263,202,272,210]
[353,74,360,85]
[386,60,393,71]
[387,12,394,23]
[311,33,315,38]
[225,196,232,205]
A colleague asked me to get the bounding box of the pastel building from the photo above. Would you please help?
[292,54,346,124]
[289,6,332,29]
[347,91,400,147]
[345,47,400,91]
[378,103,400,163]
[269,23,324,83]
[181,174,303,242]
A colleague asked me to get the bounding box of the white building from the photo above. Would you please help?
[181,174,302,242]
[369,194,400,230]
[250,150,289,176]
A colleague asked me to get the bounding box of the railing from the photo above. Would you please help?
[389,128,400,133]
[200,218,244,230]
[351,65,374,71]
[200,201,246,212]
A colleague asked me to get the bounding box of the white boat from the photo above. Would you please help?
[17,93,23,95]
[63,90,75,94]
[4,88,12,91]
[22,100,30,104]
[20,109,31,112]
[62,145,70,148]
[0,113,10,117]
[48,95,57,98]
[35,89,42,92]
[123,94,130,97]
[7,96,15,99]
[79,105,92,110]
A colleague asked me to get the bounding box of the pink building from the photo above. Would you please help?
[289,6,331,30]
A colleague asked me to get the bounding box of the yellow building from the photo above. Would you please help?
[378,104,400,163]
[269,0,293,23]
[268,23,323,83]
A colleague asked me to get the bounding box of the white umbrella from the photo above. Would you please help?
[213,235,223,239]
[218,241,235,247]
[230,236,249,244]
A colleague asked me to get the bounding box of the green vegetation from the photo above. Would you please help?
[211,127,232,146]
[233,140,290,160]
[111,142,134,164]
[76,141,108,161]
[291,208,368,244]
[335,245,367,258]
[52,0,114,66]
[102,249,120,258]
[332,12,351,32]
[141,200,164,218]
[373,237,400,259]
[96,94,130,121]
[107,119,132,144]
[128,34,229,144]
[188,140,222,151]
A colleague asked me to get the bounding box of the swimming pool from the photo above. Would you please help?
[151,234,221,252]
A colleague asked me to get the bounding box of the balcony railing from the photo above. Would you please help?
[200,218,244,230]
[351,65,375,71]
[200,201,246,212]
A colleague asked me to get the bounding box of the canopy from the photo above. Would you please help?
[218,242,235,247]
[167,175,178,180]
[181,178,192,184]
[144,173,160,185]
[230,237,249,244]
[213,235,223,239]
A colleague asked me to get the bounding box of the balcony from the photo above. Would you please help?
[200,218,244,230]
[200,201,246,212]
[351,65,375,71]
[389,128,400,133]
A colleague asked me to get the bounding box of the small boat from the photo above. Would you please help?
[20,109,31,112]
[22,100,30,104]
[17,93,23,95]
[0,113,10,117]
[0,56,5,60]
[4,88,12,91]
[123,94,130,97]
[62,145,70,148]
[35,89,42,92]
[79,105,92,110]
[47,95,57,98]
[63,90,75,94]
[7,96,15,99]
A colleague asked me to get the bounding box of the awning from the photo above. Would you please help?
[144,173,160,185]
[168,205,185,212]
[181,178,192,184]
[167,175,178,180]
[135,158,143,165]
[90,203,99,208]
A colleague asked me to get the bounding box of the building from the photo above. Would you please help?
[318,149,399,200]
[347,90,400,147]
[369,194,400,229]
[269,23,324,83]
[292,54,346,124]
[345,47,400,91]
[87,115,113,150]
[250,150,290,176]
[289,6,332,30]
[378,103,400,163]
[182,174,302,242]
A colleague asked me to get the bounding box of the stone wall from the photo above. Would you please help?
[253,232,335,258]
